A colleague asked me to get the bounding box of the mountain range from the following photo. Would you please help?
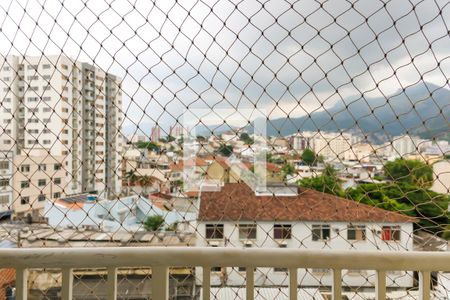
[123,81,450,143]
[256,81,450,143]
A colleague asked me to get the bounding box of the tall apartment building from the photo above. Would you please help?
[151,125,161,142]
[0,151,13,218]
[0,55,122,217]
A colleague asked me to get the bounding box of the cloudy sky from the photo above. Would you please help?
[0,0,449,136]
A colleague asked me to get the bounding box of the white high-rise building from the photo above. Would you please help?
[0,55,123,205]
[390,135,424,158]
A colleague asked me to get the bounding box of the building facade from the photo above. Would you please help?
[0,55,123,217]
[196,183,415,289]
[12,149,66,219]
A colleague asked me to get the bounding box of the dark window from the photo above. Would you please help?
[20,181,30,188]
[239,224,257,240]
[312,225,330,241]
[273,224,291,239]
[205,224,224,239]
[347,225,366,241]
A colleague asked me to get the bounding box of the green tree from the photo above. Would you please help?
[346,182,450,238]
[298,164,344,196]
[281,163,295,178]
[299,175,344,197]
[196,135,206,142]
[384,159,433,188]
[323,164,338,178]
[144,215,165,231]
[218,144,233,157]
[239,133,254,145]
[301,149,316,166]
[124,170,138,195]
[138,175,156,195]
[135,141,160,152]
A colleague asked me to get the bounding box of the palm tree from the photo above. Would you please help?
[124,170,138,195]
[138,175,156,196]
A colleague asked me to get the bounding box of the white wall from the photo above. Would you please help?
[196,221,414,288]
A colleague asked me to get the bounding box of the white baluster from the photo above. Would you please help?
[107,267,117,300]
[289,268,297,300]
[419,271,431,300]
[375,270,386,300]
[61,268,73,300]
[246,267,254,300]
[332,269,342,300]
[203,267,211,300]
[16,267,28,300]
[152,266,169,300]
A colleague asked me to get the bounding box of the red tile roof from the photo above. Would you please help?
[170,157,208,171]
[198,183,414,223]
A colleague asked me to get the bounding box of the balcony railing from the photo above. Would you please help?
[1,247,449,300]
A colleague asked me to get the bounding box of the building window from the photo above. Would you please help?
[239,224,257,240]
[42,64,51,69]
[381,226,401,241]
[20,181,30,188]
[54,163,62,170]
[38,194,46,202]
[347,225,366,241]
[21,165,30,172]
[312,224,330,241]
[211,266,223,272]
[0,195,9,205]
[21,196,29,205]
[38,179,46,187]
[0,179,9,187]
[38,164,46,171]
[53,192,61,198]
[205,224,224,239]
[273,224,291,239]
[54,178,61,184]
[0,161,9,170]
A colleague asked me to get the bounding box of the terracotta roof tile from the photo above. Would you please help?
[170,157,208,171]
[198,183,414,223]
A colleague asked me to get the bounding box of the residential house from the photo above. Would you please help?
[196,183,415,289]
[205,156,283,184]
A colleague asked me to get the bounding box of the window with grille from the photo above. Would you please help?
[205,224,224,240]
[238,224,257,240]
[381,226,401,241]
[312,225,331,241]
[273,224,292,240]
[347,225,366,241]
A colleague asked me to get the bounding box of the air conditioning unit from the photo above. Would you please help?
[277,240,288,246]
[208,240,220,247]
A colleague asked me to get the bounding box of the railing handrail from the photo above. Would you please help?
[1,247,450,271]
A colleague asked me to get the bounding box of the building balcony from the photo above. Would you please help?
[2,247,449,300]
